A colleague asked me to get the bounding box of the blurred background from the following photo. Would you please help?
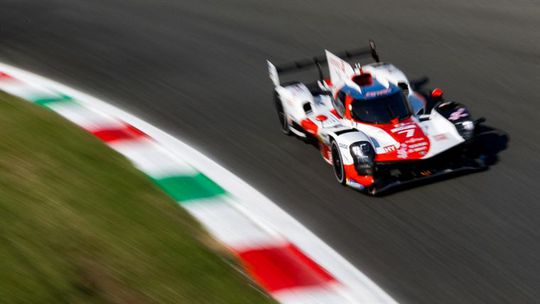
[1,0,540,303]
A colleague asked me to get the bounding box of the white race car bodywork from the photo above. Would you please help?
[268,47,476,192]
[273,63,465,152]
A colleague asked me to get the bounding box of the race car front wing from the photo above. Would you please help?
[368,143,488,195]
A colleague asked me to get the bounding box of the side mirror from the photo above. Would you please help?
[474,117,486,126]
[431,88,444,98]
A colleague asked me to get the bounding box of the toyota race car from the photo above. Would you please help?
[267,40,487,195]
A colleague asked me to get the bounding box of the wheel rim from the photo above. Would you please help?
[332,143,344,182]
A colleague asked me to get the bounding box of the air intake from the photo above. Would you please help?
[352,73,373,86]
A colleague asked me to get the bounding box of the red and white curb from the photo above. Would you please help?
[0,62,398,304]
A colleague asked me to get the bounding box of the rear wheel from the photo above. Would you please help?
[331,141,346,184]
[273,91,291,135]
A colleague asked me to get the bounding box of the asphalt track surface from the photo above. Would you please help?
[2,0,540,303]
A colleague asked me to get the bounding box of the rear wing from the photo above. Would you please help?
[267,40,380,86]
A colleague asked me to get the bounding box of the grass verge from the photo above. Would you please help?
[0,91,273,303]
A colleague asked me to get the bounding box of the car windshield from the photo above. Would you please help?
[350,92,411,124]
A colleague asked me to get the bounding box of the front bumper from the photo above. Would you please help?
[366,143,488,195]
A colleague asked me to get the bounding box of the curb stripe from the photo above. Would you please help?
[183,198,282,250]
[153,174,226,202]
[34,94,74,106]
[0,72,13,79]
[46,102,124,131]
[92,125,147,142]
[109,139,197,178]
[236,243,336,293]
[273,284,351,303]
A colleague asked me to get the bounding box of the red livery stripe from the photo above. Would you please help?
[92,125,147,142]
[344,164,375,187]
[0,72,13,79]
[367,117,430,161]
[300,118,318,136]
[235,243,335,292]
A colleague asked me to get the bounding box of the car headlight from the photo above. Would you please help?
[350,141,375,175]
[456,120,474,140]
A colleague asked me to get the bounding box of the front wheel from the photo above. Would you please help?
[273,91,291,135]
[331,141,346,185]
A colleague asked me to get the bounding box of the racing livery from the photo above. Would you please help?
[267,40,486,194]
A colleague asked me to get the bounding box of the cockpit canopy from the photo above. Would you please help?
[350,91,411,124]
[332,81,412,124]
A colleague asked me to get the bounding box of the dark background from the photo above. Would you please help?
[2,0,539,303]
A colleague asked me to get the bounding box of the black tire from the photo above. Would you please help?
[331,140,346,185]
[273,91,291,135]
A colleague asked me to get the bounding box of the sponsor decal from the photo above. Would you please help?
[434,133,448,141]
[405,137,425,144]
[449,108,469,121]
[383,145,396,153]
[396,128,415,138]
[408,142,428,149]
[365,88,391,98]
[394,140,428,159]
[390,123,416,133]
[374,118,431,161]
[397,143,408,159]
[391,123,418,138]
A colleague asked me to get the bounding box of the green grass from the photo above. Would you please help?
[0,92,274,304]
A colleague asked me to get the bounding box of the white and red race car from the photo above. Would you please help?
[267,41,486,195]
